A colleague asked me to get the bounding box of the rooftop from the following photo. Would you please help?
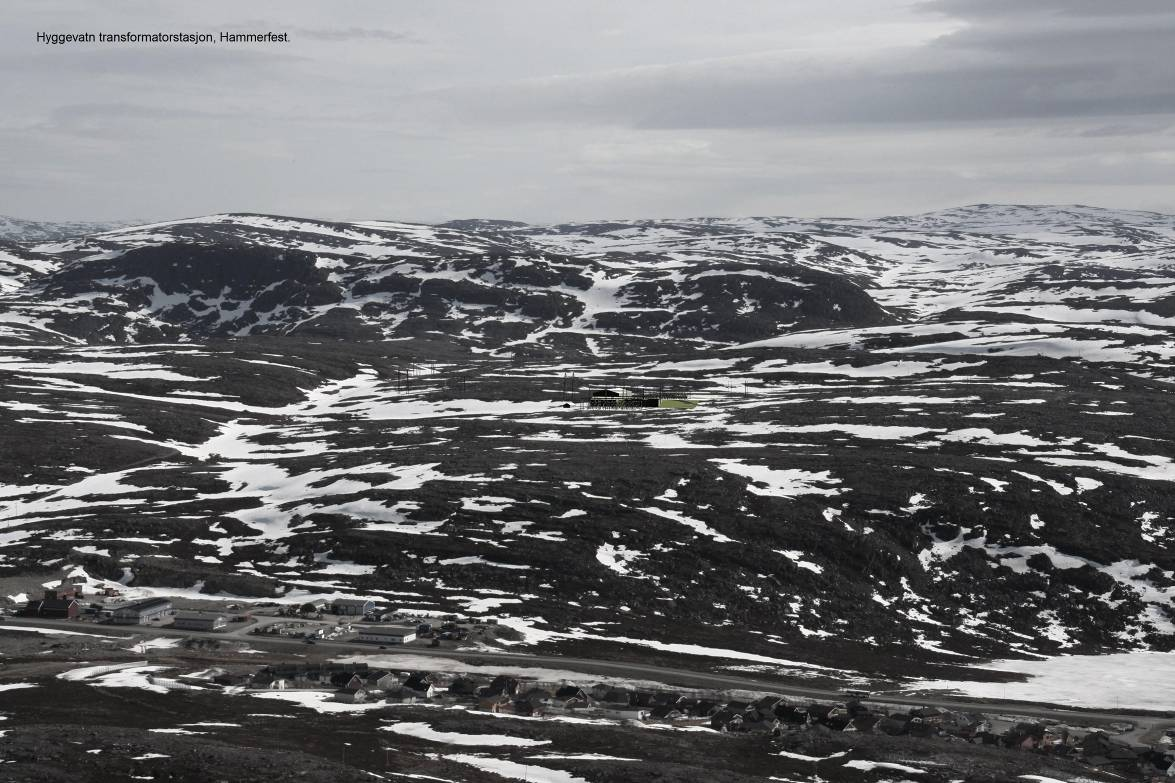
[115,597,173,612]
[173,610,227,620]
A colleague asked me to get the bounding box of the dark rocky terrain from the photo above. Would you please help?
[1,205,1174,680]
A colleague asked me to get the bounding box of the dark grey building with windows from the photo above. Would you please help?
[110,597,173,625]
[171,611,228,632]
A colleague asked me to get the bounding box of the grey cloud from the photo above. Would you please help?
[416,3,1175,129]
[3,0,1175,223]
[1072,122,1175,138]
[922,0,1175,19]
[3,45,305,80]
[418,60,1175,130]
[30,102,235,139]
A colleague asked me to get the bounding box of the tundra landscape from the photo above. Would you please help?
[1,205,1174,781]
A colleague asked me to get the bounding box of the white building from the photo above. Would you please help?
[354,625,417,645]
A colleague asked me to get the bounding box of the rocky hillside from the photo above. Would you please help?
[1,204,1173,676]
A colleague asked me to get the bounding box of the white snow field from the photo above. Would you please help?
[379,722,551,747]
[908,650,1175,711]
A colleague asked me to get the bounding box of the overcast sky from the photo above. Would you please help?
[3,0,1175,223]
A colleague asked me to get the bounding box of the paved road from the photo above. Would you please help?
[5,615,1173,736]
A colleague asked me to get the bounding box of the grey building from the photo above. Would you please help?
[331,598,375,616]
[110,597,173,625]
[171,611,228,632]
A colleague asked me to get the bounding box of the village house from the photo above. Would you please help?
[595,704,650,722]
[553,685,591,711]
[753,695,785,720]
[911,706,949,728]
[519,686,552,706]
[513,697,547,717]
[334,685,368,704]
[401,673,437,699]
[774,704,809,726]
[710,709,745,732]
[448,676,486,697]
[821,705,853,731]
[386,684,436,704]
[252,671,290,690]
[21,589,81,619]
[590,684,623,700]
[648,704,685,722]
[681,698,723,719]
[592,686,634,706]
[1079,731,1149,769]
[365,671,398,691]
[476,676,520,700]
[331,672,365,690]
[477,692,513,713]
[36,579,85,599]
[845,715,880,733]
[512,687,552,717]
[943,712,986,739]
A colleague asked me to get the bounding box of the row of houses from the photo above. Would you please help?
[238,663,1175,777]
[246,666,781,724]
[751,703,1175,777]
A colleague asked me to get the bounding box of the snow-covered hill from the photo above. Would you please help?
[514,205,1175,364]
[1,204,1174,672]
[0,215,133,243]
[0,213,891,347]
